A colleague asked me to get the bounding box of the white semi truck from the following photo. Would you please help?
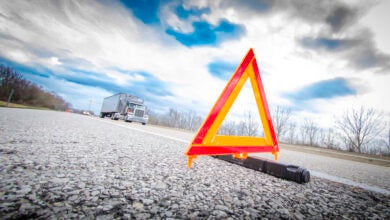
[100,93,148,125]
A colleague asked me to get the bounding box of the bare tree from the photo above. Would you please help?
[236,121,246,136]
[299,119,319,146]
[286,123,297,144]
[243,111,259,136]
[320,128,337,149]
[166,108,181,128]
[185,110,203,131]
[305,119,319,146]
[234,111,260,136]
[0,65,70,110]
[336,106,384,153]
[149,108,203,131]
[272,106,291,139]
[178,113,187,129]
[218,120,237,135]
[388,128,390,155]
[299,122,308,145]
[386,117,390,155]
[146,110,160,125]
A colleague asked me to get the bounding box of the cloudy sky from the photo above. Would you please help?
[0,0,389,128]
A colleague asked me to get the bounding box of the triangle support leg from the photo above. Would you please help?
[188,155,197,168]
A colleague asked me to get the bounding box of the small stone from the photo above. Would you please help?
[91,191,100,196]
[68,195,78,202]
[222,195,232,203]
[0,202,15,210]
[279,208,290,218]
[68,190,80,195]
[56,174,66,178]
[293,212,305,219]
[307,208,317,216]
[96,214,114,220]
[198,210,210,217]
[155,182,167,190]
[19,185,32,194]
[149,205,159,214]
[77,182,86,188]
[132,202,144,210]
[51,177,69,184]
[213,210,228,218]
[215,204,231,213]
[123,214,131,220]
[134,213,151,219]
[142,198,153,205]
[103,204,113,212]
[19,203,32,214]
[247,208,259,217]
[189,211,199,219]
[110,191,120,197]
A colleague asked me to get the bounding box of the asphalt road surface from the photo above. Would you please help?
[1,108,389,219]
[97,117,390,192]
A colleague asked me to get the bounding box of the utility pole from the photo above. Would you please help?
[6,89,14,107]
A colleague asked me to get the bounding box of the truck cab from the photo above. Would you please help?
[124,97,148,125]
[100,93,149,125]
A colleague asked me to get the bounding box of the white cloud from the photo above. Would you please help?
[361,0,390,54]
[2,49,31,64]
[49,57,62,66]
[0,0,388,127]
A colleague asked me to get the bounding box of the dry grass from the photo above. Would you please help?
[0,100,49,110]
[281,143,390,167]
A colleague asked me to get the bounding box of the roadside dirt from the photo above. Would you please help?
[101,120,390,168]
[281,143,390,167]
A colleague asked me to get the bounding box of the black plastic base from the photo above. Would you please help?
[214,155,310,184]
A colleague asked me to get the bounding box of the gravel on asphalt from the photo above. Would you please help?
[1,108,389,219]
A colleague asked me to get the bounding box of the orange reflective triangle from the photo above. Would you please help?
[185,48,279,167]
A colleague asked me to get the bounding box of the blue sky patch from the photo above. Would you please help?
[175,5,210,19]
[55,69,172,102]
[300,37,351,51]
[166,19,245,47]
[208,60,238,81]
[61,71,121,92]
[114,69,173,97]
[0,58,52,79]
[285,77,356,101]
[240,0,274,12]
[120,0,161,24]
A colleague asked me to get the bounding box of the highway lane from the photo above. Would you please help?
[1,108,389,219]
[96,117,390,195]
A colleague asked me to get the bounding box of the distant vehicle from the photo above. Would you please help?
[100,93,148,125]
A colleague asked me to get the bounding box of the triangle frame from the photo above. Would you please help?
[185,48,279,167]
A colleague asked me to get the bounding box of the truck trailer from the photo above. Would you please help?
[100,93,148,125]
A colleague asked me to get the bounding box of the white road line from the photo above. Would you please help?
[287,146,390,163]
[95,118,390,196]
[97,119,189,143]
[310,171,390,195]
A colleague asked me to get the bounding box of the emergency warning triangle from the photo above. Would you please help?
[185,48,279,167]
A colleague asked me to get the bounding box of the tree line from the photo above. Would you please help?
[148,105,389,156]
[274,106,389,156]
[0,65,70,110]
[148,109,266,137]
